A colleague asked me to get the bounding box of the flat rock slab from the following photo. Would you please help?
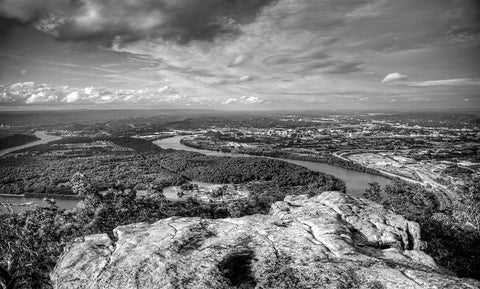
[52,191,480,289]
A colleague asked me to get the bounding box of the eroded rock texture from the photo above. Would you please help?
[51,192,480,289]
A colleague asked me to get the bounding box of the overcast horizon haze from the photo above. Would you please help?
[1,0,479,111]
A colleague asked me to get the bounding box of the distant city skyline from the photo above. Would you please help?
[1,0,479,110]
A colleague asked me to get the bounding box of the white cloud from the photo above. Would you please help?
[83,86,94,95]
[222,96,264,105]
[223,98,237,104]
[25,92,56,104]
[381,73,409,84]
[408,78,480,87]
[240,96,263,104]
[156,85,173,93]
[10,82,36,91]
[63,91,80,103]
[2,82,185,105]
[96,95,114,104]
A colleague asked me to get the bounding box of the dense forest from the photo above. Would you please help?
[0,138,344,198]
[363,178,480,280]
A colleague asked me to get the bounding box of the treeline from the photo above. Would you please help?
[0,154,184,196]
[364,179,480,280]
[158,150,345,190]
[0,133,39,150]
[181,139,384,177]
[15,136,163,154]
[109,137,163,153]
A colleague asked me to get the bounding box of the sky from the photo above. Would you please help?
[0,0,479,110]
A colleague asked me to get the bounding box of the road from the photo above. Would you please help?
[334,150,458,211]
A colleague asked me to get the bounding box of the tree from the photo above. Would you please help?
[364,182,382,203]
[70,172,93,197]
[454,176,480,230]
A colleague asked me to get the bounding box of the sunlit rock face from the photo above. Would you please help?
[51,192,480,289]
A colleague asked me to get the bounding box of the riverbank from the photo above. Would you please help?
[0,131,61,157]
[181,138,384,173]
[0,194,80,214]
[179,137,398,180]
[0,193,25,197]
[154,136,392,197]
[26,193,81,200]
[176,136,456,210]
[0,193,81,200]
[0,133,40,150]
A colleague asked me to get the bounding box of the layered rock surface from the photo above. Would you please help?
[52,192,480,289]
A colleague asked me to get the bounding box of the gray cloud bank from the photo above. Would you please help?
[0,0,277,44]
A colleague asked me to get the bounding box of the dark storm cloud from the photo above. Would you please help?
[0,0,277,45]
[0,0,77,22]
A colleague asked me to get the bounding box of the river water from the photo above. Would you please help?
[1,133,391,213]
[0,131,78,213]
[0,195,79,214]
[0,131,61,157]
[154,136,391,197]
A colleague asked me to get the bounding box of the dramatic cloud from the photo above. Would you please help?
[0,0,277,44]
[1,0,479,109]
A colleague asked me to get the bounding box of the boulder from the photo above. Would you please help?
[51,191,480,289]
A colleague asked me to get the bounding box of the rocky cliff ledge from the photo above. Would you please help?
[51,192,480,289]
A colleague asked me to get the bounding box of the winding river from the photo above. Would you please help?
[1,133,392,213]
[153,136,391,197]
